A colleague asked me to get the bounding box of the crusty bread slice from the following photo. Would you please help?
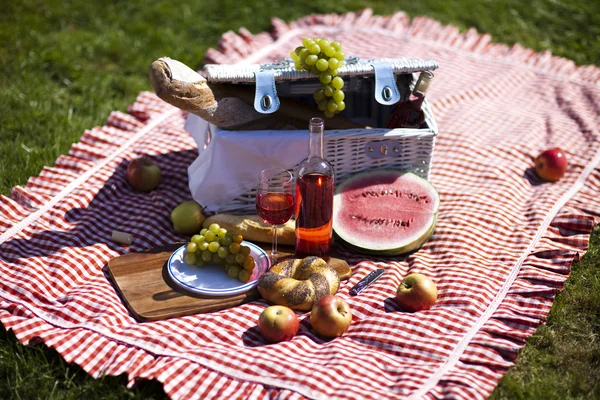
[202,214,295,246]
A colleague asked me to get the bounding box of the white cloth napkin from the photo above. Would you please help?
[185,114,307,213]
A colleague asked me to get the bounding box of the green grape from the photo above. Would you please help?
[233,234,243,244]
[217,228,228,239]
[243,257,256,271]
[208,241,220,253]
[294,61,303,70]
[337,101,346,111]
[290,51,299,61]
[299,48,310,61]
[194,259,205,267]
[226,254,236,265]
[191,235,203,244]
[204,231,215,242]
[331,41,341,51]
[318,39,330,48]
[324,45,336,58]
[238,269,251,283]
[217,247,229,259]
[324,86,334,97]
[326,100,338,113]
[240,246,251,257]
[185,253,197,264]
[294,46,304,56]
[313,89,326,102]
[305,54,318,66]
[220,236,232,247]
[229,242,241,254]
[235,253,245,264]
[315,59,329,72]
[333,89,345,103]
[198,241,209,251]
[302,38,314,47]
[334,51,345,61]
[212,253,223,264]
[317,99,328,111]
[331,77,344,90]
[324,110,335,118]
[337,59,344,68]
[308,43,321,55]
[327,68,338,77]
[328,58,339,70]
[200,228,208,235]
[228,266,242,279]
[201,250,213,262]
[208,223,220,233]
[187,242,198,253]
[319,74,332,85]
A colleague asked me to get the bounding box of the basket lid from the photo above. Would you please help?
[204,57,439,83]
[205,57,439,114]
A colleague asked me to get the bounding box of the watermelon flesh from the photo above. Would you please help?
[333,170,439,255]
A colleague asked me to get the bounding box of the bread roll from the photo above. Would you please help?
[257,257,340,311]
[202,214,295,246]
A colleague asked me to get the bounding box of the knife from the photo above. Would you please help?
[349,268,385,296]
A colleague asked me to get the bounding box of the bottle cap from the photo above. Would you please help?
[413,71,434,95]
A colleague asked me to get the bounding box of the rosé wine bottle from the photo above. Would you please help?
[295,118,335,258]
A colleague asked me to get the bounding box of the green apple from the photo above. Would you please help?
[171,201,205,235]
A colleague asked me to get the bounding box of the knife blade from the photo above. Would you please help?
[349,268,385,296]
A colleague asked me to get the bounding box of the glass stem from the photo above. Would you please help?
[272,225,278,261]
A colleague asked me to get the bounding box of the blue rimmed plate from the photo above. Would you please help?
[167,241,270,297]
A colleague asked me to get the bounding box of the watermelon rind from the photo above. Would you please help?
[332,170,439,256]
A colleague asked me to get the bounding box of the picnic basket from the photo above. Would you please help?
[187,57,440,214]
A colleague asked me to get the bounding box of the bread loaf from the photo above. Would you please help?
[202,214,295,246]
[149,57,363,130]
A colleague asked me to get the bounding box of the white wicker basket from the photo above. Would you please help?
[188,57,439,215]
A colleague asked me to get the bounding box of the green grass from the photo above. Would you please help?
[1,0,599,398]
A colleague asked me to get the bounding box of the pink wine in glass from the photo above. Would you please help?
[256,192,295,226]
[295,118,335,258]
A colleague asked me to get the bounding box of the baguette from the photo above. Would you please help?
[202,214,295,246]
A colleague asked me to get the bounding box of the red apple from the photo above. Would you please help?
[395,273,438,312]
[127,157,161,192]
[534,148,568,182]
[310,295,352,338]
[258,305,299,343]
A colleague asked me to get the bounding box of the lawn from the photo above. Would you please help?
[1,0,599,398]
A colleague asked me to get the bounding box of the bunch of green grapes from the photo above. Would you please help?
[290,38,346,118]
[184,223,256,283]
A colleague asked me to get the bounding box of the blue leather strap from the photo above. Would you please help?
[253,70,280,114]
[372,61,400,105]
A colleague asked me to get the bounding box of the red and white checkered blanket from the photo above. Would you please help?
[1,9,599,399]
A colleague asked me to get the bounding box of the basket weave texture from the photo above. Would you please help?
[213,100,437,214]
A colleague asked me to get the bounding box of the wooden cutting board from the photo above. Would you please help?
[106,243,352,322]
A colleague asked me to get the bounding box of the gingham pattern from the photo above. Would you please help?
[1,9,600,400]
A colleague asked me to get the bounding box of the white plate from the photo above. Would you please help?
[167,241,270,297]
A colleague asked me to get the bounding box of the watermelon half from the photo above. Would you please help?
[333,170,440,255]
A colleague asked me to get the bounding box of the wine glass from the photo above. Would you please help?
[256,168,295,263]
